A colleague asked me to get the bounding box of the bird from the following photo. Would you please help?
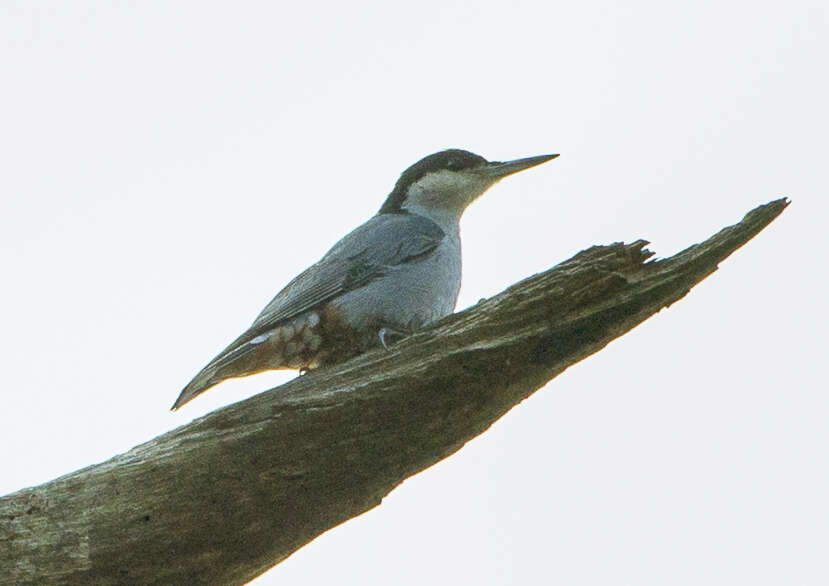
[171,149,558,410]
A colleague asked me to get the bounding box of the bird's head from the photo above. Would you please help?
[379,149,558,225]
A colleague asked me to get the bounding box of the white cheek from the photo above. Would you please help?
[404,171,491,214]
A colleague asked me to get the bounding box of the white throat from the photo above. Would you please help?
[400,169,496,233]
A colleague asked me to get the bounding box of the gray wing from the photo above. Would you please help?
[173,213,445,407]
[248,213,445,335]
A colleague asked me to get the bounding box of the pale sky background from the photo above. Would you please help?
[1,1,827,584]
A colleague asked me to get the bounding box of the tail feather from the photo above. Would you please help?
[171,366,223,411]
[171,333,263,410]
[172,312,324,410]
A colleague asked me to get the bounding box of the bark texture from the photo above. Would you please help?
[0,199,788,585]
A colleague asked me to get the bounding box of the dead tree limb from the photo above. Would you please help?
[0,199,788,585]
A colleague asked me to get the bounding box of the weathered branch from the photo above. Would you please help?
[0,199,788,585]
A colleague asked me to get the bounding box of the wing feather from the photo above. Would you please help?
[172,213,446,409]
[248,213,445,335]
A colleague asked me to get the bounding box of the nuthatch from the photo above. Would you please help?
[172,149,558,409]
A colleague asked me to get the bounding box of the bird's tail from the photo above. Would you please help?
[171,313,325,410]
[170,332,266,411]
[171,365,224,411]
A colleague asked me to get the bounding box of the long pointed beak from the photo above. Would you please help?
[485,153,559,179]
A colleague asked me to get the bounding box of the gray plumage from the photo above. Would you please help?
[172,149,557,410]
[255,212,452,335]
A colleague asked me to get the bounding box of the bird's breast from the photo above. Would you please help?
[330,235,462,336]
[250,236,462,369]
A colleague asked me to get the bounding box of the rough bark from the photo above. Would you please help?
[0,199,788,585]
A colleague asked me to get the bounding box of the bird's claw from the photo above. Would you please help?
[378,327,406,350]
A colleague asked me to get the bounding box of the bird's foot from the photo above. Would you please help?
[378,327,407,350]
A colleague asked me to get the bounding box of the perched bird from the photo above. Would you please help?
[171,149,558,410]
